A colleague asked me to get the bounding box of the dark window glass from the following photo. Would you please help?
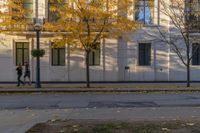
[138,43,151,66]
[16,42,29,66]
[135,0,154,24]
[186,0,200,32]
[48,0,68,22]
[52,45,65,66]
[23,0,33,22]
[12,0,33,22]
[89,47,101,66]
[192,43,200,65]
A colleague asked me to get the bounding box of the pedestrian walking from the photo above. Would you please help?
[16,63,24,86]
[24,62,31,85]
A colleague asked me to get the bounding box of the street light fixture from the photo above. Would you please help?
[34,21,42,88]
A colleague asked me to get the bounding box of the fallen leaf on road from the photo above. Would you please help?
[59,129,65,133]
[161,128,171,131]
[73,128,79,132]
[186,123,195,126]
[73,125,79,128]
[181,124,186,127]
[50,119,57,122]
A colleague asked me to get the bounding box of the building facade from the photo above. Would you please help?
[0,0,200,82]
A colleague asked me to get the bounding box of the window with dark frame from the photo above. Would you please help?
[192,43,200,65]
[135,0,154,25]
[23,0,33,22]
[186,0,200,32]
[12,0,33,22]
[16,42,29,66]
[89,47,101,66]
[138,43,151,66]
[48,0,68,22]
[52,45,65,66]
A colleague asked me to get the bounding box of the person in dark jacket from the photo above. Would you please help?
[16,63,24,86]
[24,62,31,85]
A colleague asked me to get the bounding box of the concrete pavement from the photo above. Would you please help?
[1,107,200,133]
[1,93,200,109]
[1,93,200,133]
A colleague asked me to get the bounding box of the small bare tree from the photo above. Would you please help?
[153,0,200,87]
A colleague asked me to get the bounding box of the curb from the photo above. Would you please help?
[0,88,200,93]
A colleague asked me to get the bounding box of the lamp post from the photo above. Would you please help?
[34,22,42,88]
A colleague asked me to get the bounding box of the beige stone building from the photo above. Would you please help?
[0,0,200,82]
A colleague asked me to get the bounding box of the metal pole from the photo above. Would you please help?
[36,0,38,18]
[35,30,41,88]
[35,0,41,88]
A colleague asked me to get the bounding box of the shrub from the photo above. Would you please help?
[31,49,45,57]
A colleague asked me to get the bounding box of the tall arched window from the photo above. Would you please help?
[48,0,68,22]
[192,43,200,65]
[186,0,200,32]
[135,0,154,25]
[11,0,33,22]
[23,0,33,22]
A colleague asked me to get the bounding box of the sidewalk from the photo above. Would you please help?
[0,82,200,93]
[1,107,200,133]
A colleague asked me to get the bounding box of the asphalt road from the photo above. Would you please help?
[1,93,200,133]
[1,93,200,109]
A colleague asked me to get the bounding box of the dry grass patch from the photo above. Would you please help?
[26,120,200,133]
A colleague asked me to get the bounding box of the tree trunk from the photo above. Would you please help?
[187,63,190,87]
[86,50,90,88]
[186,50,190,87]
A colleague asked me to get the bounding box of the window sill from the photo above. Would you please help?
[143,24,159,28]
[189,32,200,35]
[51,65,66,67]
[89,65,101,67]
[137,65,152,67]
[191,65,200,67]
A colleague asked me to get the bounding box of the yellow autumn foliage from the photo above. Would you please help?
[44,0,141,50]
[0,0,32,33]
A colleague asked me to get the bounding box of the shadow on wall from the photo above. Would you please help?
[1,32,200,82]
[36,42,120,82]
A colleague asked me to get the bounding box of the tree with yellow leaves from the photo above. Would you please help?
[0,0,32,33]
[45,0,140,87]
